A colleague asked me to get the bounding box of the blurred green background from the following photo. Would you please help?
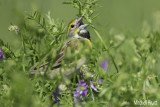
[1,0,160,49]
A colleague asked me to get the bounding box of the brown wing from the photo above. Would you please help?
[31,40,72,75]
[31,38,91,77]
[52,40,71,68]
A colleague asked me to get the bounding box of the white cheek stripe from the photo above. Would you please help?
[73,35,79,39]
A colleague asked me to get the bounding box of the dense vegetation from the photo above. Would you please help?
[0,0,160,106]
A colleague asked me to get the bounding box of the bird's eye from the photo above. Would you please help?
[71,25,74,28]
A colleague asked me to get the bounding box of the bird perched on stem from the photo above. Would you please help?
[31,16,92,79]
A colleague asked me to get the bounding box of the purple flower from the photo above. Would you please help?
[0,47,5,60]
[53,88,60,104]
[90,81,97,91]
[98,79,104,85]
[102,60,108,72]
[74,80,88,99]
[74,80,88,106]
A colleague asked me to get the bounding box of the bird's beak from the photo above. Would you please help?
[76,16,83,23]
[78,24,89,30]
[76,16,83,27]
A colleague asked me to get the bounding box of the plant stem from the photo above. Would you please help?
[93,28,119,73]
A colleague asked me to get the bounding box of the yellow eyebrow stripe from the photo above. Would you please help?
[68,20,76,33]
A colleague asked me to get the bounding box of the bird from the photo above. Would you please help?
[31,16,92,79]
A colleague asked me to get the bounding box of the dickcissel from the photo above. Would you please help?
[31,16,92,78]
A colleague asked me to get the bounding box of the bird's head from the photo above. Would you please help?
[67,16,90,40]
